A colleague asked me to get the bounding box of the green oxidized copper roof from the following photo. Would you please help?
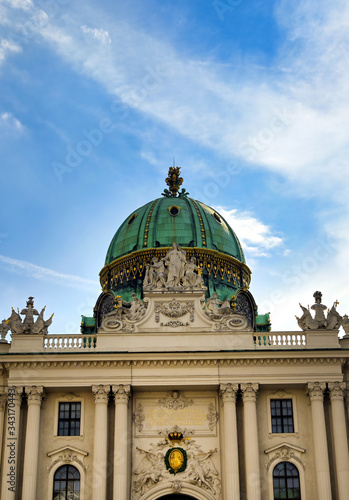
[105,196,245,265]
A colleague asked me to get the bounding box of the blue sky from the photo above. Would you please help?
[1,0,349,336]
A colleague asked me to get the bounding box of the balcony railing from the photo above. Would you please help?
[43,335,97,350]
[253,334,307,348]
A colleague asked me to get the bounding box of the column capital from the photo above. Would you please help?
[112,384,131,403]
[241,383,259,402]
[328,381,346,401]
[6,386,23,405]
[25,386,44,405]
[92,385,110,403]
[306,382,327,401]
[220,383,239,403]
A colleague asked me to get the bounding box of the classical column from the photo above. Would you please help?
[220,383,240,500]
[306,382,332,500]
[328,382,349,500]
[21,386,44,500]
[0,393,6,463]
[0,386,22,500]
[112,384,131,500]
[92,385,110,500]
[241,383,261,500]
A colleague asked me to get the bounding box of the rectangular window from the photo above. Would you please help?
[270,399,294,433]
[58,402,81,436]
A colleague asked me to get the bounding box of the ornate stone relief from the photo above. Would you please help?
[204,292,252,331]
[154,299,195,327]
[1,297,53,336]
[134,403,145,432]
[264,443,306,471]
[99,294,148,332]
[158,391,194,410]
[47,446,88,473]
[296,291,347,331]
[206,403,219,431]
[133,431,220,498]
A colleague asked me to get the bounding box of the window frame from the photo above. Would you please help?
[53,397,84,438]
[273,461,301,500]
[267,394,299,436]
[53,464,80,500]
[48,459,86,500]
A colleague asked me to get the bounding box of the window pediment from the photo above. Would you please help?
[47,445,88,472]
[264,442,306,471]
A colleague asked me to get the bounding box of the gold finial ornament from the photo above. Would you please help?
[165,166,183,197]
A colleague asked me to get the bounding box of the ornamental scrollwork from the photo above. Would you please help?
[206,402,219,431]
[155,299,194,323]
[158,391,194,410]
[133,403,145,432]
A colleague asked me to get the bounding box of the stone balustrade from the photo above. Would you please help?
[43,334,97,350]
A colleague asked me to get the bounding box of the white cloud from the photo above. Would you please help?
[0,111,23,130]
[2,0,33,10]
[0,38,21,63]
[81,25,111,44]
[26,2,349,201]
[214,206,283,257]
[0,254,98,290]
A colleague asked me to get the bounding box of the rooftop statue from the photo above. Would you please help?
[143,243,205,291]
[1,297,53,336]
[296,291,344,331]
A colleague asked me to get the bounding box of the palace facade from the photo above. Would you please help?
[0,168,349,500]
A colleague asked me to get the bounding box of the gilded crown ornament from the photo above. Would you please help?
[162,166,189,198]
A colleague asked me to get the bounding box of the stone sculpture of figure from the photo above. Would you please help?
[296,304,318,331]
[144,257,167,289]
[31,306,54,334]
[164,242,186,287]
[326,301,342,330]
[128,293,147,321]
[0,319,10,342]
[183,257,203,288]
[6,308,24,334]
[311,291,327,327]
[205,292,233,318]
[186,449,218,493]
[205,292,223,316]
[21,296,39,332]
[342,314,349,334]
[134,448,164,495]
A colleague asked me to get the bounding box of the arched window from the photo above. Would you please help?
[53,465,80,499]
[273,462,301,500]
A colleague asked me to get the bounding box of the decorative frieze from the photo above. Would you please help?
[158,391,193,410]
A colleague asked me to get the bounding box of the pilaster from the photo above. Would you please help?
[92,385,110,500]
[241,383,261,500]
[220,383,240,500]
[328,382,349,500]
[22,386,44,500]
[112,384,131,500]
[306,382,332,500]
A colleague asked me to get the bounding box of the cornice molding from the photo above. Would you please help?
[3,356,346,369]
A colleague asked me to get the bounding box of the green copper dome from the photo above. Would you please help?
[105,197,245,265]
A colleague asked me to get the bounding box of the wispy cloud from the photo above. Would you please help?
[215,206,283,257]
[23,1,348,200]
[0,254,99,290]
[2,0,33,10]
[0,38,21,63]
[0,112,23,131]
[81,25,111,44]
